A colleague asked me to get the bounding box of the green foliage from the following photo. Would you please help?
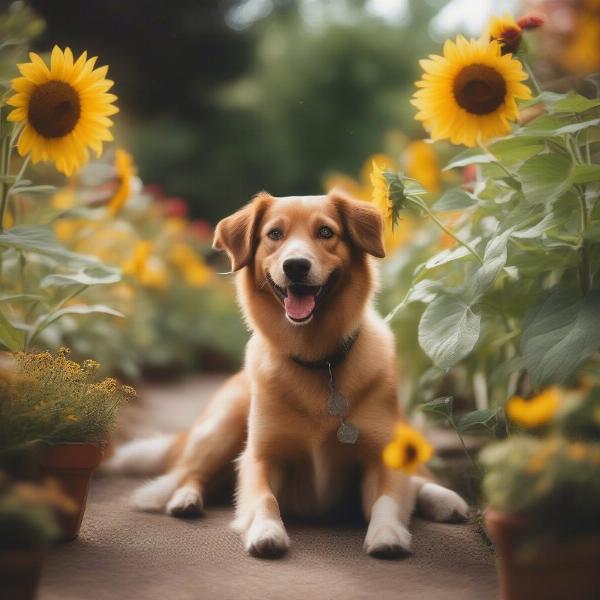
[0,475,63,550]
[0,349,135,452]
[387,90,600,415]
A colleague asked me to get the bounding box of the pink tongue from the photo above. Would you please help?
[284,291,316,320]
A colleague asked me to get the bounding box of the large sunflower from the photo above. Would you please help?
[7,46,118,176]
[411,36,531,147]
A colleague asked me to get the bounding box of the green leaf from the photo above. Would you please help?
[41,267,121,288]
[418,296,481,369]
[458,409,497,433]
[521,287,600,386]
[10,184,57,195]
[489,136,545,165]
[518,91,567,110]
[0,226,99,266]
[0,307,24,351]
[518,153,573,204]
[424,236,482,270]
[420,396,453,420]
[465,231,510,301]
[444,149,493,171]
[555,118,600,135]
[512,196,575,238]
[406,279,443,304]
[571,163,600,184]
[432,189,476,211]
[551,92,600,114]
[0,293,42,302]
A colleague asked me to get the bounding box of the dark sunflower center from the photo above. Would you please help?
[404,443,418,464]
[453,64,507,116]
[28,80,81,139]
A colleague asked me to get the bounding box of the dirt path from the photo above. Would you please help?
[38,376,498,600]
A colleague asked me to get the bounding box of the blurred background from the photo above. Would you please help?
[28,0,595,223]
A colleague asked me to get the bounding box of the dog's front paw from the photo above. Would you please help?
[364,521,412,559]
[418,482,469,523]
[245,516,290,559]
[166,484,204,518]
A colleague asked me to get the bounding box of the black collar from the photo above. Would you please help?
[290,330,360,370]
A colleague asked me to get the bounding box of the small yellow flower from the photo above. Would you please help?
[411,36,531,147]
[507,388,561,427]
[8,47,118,176]
[486,13,523,54]
[382,423,434,473]
[404,140,441,193]
[107,149,136,216]
[124,241,169,289]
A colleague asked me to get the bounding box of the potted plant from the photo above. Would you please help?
[481,387,600,600]
[0,473,75,600]
[0,349,135,540]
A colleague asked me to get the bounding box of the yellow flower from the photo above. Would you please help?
[8,46,118,176]
[382,423,434,473]
[183,261,213,287]
[411,36,531,147]
[486,13,523,54]
[51,189,76,211]
[404,140,441,193]
[107,149,136,216]
[507,388,561,427]
[124,241,169,289]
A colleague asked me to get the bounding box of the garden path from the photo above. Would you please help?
[39,375,498,600]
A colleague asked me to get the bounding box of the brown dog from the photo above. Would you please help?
[105,189,468,558]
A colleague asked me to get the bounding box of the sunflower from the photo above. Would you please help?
[486,13,523,55]
[507,388,561,427]
[382,423,434,473]
[124,241,170,290]
[107,149,136,216]
[411,36,531,148]
[8,46,118,176]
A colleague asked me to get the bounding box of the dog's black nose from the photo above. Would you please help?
[283,258,311,281]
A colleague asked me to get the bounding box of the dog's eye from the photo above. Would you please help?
[317,226,334,239]
[267,228,284,241]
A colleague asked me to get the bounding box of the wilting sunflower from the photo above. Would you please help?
[8,46,118,176]
[382,423,434,473]
[411,36,531,147]
[507,388,561,428]
[486,13,523,54]
[107,149,136,216]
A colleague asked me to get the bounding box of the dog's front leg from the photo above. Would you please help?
[232,447,289,558]
[362,461,416,558]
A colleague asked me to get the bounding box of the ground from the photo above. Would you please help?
[38,376,499,600]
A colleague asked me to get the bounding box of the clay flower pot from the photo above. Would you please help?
[40,442,105,541]
[0,549,44,600]
[485,509,600,600]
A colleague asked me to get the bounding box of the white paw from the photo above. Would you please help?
[129,470,182,512]
[166,484,204,518]
[364,520,412,558]
[418,482,469,523]
[245,517,290,558]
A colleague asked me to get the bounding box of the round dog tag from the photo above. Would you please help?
[337,421,359,444]
[328,391,349,417]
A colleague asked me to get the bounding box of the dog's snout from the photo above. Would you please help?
[283,257,311,281]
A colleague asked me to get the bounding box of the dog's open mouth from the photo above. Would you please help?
[266,272,336,323]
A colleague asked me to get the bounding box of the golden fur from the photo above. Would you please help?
[106,189,468,559]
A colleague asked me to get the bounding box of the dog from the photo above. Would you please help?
[104,189,468,558]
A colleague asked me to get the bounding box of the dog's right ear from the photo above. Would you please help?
[213,192,272,271]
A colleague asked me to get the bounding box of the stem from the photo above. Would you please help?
[523,60,543,96]
[478,139,515,180]
[449,416,482,476]
[577,188,591,294]
[0,134,11,233]
[26,284,88,349]
[421,202,484,264]
[384,287,411,323]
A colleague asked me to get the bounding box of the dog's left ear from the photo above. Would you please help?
[330,188,385,258]
[213,192,272,271]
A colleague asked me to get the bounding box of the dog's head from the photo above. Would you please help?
[213,189,384,329]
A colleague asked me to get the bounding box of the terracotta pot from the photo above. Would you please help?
[40,442,105,541]
[0,549,44,600]
[485,509,600,600]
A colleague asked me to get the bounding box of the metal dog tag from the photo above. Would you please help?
[328,390,349,417]
[337,421,359,444]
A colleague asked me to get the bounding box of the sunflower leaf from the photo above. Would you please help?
[419,396,454,421]
[432,189,476,211]
[521,287,600,386]
[41,267,121,288]
[418,296,481,369]
[518,153,573,204]
[444,150,493,171]
[550,92,600,114]
[0,307,24,351]
[458,409,497,433]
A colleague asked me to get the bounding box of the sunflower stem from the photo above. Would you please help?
[420,202,484,264]
[477,139,515,180]
[523,60,543,96]
[0,133,11,233]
